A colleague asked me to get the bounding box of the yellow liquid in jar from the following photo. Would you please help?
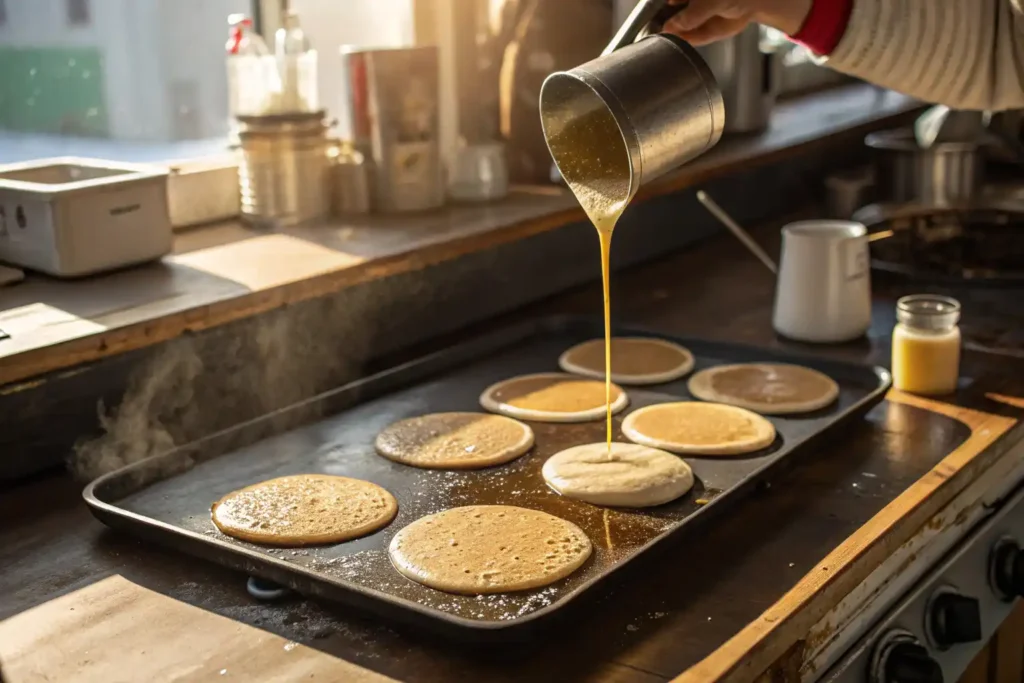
[545,103,630,455]
[891,323,961,395]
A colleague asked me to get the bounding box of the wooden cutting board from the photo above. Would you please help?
[0,575,394,683]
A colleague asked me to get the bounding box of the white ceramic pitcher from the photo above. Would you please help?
[772,220,872,343]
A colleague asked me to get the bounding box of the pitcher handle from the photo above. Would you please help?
[602,0,689,56]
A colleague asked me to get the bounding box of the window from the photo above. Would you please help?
[0,0,414,166]
[0,0,256,164]
[67,0,89,26]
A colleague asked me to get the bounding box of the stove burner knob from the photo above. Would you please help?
[928,593,982,648]
[991,539,1024,599]
[883,642,944,683]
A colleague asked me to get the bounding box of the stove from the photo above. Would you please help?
[813,199,1024,682]
[823,477,1024,683]
[856,204,1024,285]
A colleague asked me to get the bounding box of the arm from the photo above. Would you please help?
[809,0,1024,111]
[667,0,1024,112]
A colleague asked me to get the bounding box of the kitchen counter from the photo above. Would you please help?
[0,86,918,388]
[3,219,1023,683]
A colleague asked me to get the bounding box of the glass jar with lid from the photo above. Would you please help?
[891,294,961,395]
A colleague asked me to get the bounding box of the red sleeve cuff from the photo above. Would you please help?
[790,0,854,56]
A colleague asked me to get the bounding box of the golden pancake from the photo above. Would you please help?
[211,474,397,546]
[542,442,694,507]
[688,363,839,415]
[559,337,695,385]
[389,505,592,594]
[479,372,628,423]
[622,402,776,456]
[375,412,534,470]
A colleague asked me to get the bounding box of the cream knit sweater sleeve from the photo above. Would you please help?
[821,0,1024,111]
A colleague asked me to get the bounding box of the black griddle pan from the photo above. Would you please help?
[84,316,891,638]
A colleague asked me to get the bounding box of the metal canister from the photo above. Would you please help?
[339,46,444,213]
[237,111,330,226]
[331,144,372,215]
[540,34,724,206]
[697,25,779,134]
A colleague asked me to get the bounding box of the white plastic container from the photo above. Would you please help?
[0,157,171,277]
[166,157,240,228]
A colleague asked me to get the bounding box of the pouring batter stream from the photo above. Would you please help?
[545,104,632,455]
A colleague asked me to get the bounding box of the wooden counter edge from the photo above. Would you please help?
[0,205,583,388]
[670,391,1020,683]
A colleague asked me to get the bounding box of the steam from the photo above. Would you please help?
[71,294,372,481]
[72,338,202,481]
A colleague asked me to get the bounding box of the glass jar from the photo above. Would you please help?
[891,294,962,395]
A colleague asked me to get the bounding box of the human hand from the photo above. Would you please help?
[663,0,813,45]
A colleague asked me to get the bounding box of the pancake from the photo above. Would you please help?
[375,412,534,470]
[559,337,695,385]
[211,474,397,546]
[542,442,694,507]
[388,505,592,594]
[622,402,776,456]
[688,363,839,415]
[479,372,628,423]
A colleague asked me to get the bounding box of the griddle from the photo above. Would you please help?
[84,316,890,638]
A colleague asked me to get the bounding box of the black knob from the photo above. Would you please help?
[992,540,1024,599]
[929,592,982,647]
[884,642,944,683]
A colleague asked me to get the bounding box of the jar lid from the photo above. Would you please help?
[896,294,961,330]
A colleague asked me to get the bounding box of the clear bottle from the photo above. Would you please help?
[891,294,962,396]
[227,14,270,57]
[226,14,272,142]
[273,9,316,113]
[275,10,310,56]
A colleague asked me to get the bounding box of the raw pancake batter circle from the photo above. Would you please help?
[688,363,839,415]
[558,337,695,385]
[479,372,628,423]
[211,474,397,546]
[622,402,776,456]
[375,412,534,470]
[388,505,592,594]
[542,441,694,507]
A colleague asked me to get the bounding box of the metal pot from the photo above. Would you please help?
[865,128,984,207]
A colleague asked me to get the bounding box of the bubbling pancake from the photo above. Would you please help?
[375,412,534,470]
[479,372,628,423]
[688,363,839,415]
[622,402,776,456]
[559,337,695,385]
[388,505,592,594]
[211,474,397,546]
[542,441,694,507]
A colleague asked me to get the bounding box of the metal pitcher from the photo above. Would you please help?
[539,0,724,205]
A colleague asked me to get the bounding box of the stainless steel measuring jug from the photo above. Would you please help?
[540,0,724,204]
